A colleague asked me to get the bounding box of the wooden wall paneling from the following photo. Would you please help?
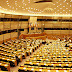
[60,30,70,34]
[21,21,28,28]
[61,22,69,28]
[44,30,52,34]
[21,29,28,34]
[53,22,61,28]
[4,33,10,42]
[0,35,3,42]
[44,22,53,28]
[11,21,18,29]
[4,22,10,30]
[0,22,3,31]
[11,32,18,39]
[70,22,72,28]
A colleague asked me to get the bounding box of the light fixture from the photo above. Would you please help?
[16,8,17,10]
[22,7,24,8]
[67,3,68,5]
[15,1,17,2]
[66,8,68,9]
[60,8,62,9]
[6,1,8,2]
[70,5,71,7]
[0,6,2,8]
[63,10,65,11]
[7,3,9,4]
[63,6,65,7]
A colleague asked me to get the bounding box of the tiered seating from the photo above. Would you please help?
[18,40,72,72]
[0,61,10,71]
[0,39,42,71]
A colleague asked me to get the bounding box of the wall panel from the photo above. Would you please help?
[11,21,18,29]
[0,22,3,31]
[44,30,53,34]
[21,21,28,28]
[21,29,28,34]
[11,32,18,38]
[0,35,3,41]
[4,33,10,40]
[4,22,10,30]
[61,22,69,28]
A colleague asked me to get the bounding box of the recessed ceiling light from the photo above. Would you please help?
[70,5,71,7]
[15,1,17,2]
[6,1,8,2]
[60,4,62,5]
[70,0,72,2]
[67,3,68,4]
[0,6,2,8]
[69,10,71,11]
[7,3,9,4]
[60,8,62,9]
[8,5,9,6]
[12,7,14,9]
[16,8,17,10]
[19,6,20,7]
[66,8,68,9]
[63,10,65,11]
[36,9,37,10]
[57,6,58,7]
[22,7,24,8]
[63,6,65,7]
[5,9,7,10]
[26,8,27,9]
[3,8,4,9]
[53,4,55,5]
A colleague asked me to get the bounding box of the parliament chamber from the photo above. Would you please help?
[0,0,72,72]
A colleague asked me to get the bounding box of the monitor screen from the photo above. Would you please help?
[31,27,34,30]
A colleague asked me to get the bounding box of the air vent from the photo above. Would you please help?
[34,0,52,3]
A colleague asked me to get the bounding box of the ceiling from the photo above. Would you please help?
[0,0,72,17]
